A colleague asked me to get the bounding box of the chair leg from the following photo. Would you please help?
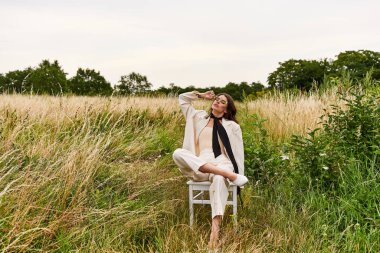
[189,185,194,227]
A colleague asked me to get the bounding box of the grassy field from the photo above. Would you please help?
[0,77,379,252]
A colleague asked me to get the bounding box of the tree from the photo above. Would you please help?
[0,74,6,93]
[239,82,251,99]
[27,59,68,95]
[115,72,152,95]
[333,50,380,80]
[224,82,241,100]
[221,81,265,101]
[268,59,330,90]
[68,68,113,96]
[250,81,265,93]
[2,67,33,93]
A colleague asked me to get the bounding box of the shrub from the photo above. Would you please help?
[289,82,379,191]
[243,113,285,185]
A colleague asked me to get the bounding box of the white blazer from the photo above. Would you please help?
[178,91,245,176]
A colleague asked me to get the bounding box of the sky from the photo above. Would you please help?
[1,0,380,89]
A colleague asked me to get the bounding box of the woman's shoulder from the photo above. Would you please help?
[223,117,239,126]
[228,120,241,132]
[197,110,209,119]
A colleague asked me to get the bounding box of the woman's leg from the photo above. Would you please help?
[209,175,229,219]
[172,148,209,181]
[199,162,238,181]
[208,160,234,249]
[209,215,222,249]
[200,161,248,187]
[173,148,243,183]
[208,175,228,249]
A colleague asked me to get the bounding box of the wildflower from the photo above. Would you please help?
[280,155,289,160]
[322,166,329,170]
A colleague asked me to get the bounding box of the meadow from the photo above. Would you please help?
[0,76,378,252]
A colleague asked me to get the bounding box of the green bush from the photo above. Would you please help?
[243,113,285,185]
[289,82,379,191]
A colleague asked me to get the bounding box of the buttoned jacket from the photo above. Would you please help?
[178,91,245,176]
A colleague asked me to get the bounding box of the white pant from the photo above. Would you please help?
[172,148,234,219]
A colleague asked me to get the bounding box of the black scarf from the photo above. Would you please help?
[210,112,244,206]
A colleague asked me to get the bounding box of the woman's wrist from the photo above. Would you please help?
[192,90,203,98]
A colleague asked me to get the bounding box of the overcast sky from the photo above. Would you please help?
[1,0,379,89]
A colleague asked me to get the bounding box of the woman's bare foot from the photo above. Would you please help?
[199,163,248,186]
[208,215,221,250]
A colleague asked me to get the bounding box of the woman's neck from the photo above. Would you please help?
[211,110,224,118]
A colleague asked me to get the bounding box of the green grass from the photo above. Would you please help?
[0,77,379,252]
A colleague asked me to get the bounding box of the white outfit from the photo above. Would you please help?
[198,126,227,157]
[172,148,234,219]
[177,91,245,176]
[172,91,245,219]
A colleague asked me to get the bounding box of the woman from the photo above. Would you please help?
[172,90,248,249]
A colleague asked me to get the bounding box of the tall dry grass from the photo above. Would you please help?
[244,87,344,143]
[0,94,184,252]
[0,88,340,142]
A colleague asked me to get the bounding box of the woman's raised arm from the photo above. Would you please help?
[178,90,201,121]
[178,90,215,121]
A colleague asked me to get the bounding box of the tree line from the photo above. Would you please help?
[268,50,380,90]
[1,50,379,101]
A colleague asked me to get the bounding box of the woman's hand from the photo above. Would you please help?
[201,90,215,100]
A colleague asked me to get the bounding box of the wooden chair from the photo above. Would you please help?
[186,180,238,227]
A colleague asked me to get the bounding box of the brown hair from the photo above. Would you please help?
[207,92,239,124]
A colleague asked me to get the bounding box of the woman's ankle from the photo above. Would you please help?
[227,172,237,181]
[198,162,210,173]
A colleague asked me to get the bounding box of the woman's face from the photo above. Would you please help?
[211,95,228,114]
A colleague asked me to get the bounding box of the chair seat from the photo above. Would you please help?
[187,180,212,185]
[187,180,241,187]
[187,180,236,186]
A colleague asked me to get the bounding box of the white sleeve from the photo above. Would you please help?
[178,91,201,121]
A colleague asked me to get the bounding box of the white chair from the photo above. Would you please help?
[187,180,238,227]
